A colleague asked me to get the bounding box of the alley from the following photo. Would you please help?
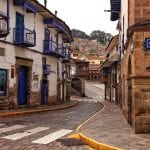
[0,82,104,149]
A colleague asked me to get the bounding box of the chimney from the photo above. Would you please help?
[44,0,47,8]
[55,10,57,16]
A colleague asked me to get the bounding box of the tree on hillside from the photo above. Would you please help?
[90,30,112,44]
[72,29,90,39]
[71,29,113,44]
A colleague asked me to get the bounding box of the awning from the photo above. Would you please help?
[110,0,121,21]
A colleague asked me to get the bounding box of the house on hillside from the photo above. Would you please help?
[0,0,72,110]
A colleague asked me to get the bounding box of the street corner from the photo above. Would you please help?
[68,133,122,150]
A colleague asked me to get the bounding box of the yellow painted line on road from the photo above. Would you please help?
[69,101,122,149]
[68,133,122,150]
[76,102,105,131]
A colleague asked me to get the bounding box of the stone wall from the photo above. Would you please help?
[135,0,150,23]
[121,29,150,133]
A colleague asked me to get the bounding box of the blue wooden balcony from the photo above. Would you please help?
[43,40,66,58]
[0,12,9,38]
[13,27,36,47]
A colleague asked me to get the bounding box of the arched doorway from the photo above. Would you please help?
[71,78,82,96]
[127,56,132,125]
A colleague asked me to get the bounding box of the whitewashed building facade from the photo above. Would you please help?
[0,0,72,110]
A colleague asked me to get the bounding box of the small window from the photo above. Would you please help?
[0,69,7,96]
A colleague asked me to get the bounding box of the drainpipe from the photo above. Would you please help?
[7,0,10,33]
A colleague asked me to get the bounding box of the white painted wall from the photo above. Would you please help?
[46,56,58,96]
[120,0,128,47]
[0,0,66,100]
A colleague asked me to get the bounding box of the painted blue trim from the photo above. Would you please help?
[43,39,66,58]
[13,0,37,13]
[0,69,7,96]
[13,27,36,47]
[41,80,48,105]
[17,67,27,105]
[43,18,68,34]
[145,38,150,49]
[13,0,25,6]
[24,2,37,13]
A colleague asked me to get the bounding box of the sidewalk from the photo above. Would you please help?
[91,83,105,90]
[0,100,78,118]
[78,101,150,150]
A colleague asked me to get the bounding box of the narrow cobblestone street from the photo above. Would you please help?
[1,82,150,150]
[81,82,150,150]
[0,82,104,150]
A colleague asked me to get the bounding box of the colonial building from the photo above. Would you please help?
[88,64,100,81]
[100,35,120,104]
[110,0,150,133]
[0,0,72,110]
[71,59,89,80]
[71,59,89,97]
[87,55,105,81]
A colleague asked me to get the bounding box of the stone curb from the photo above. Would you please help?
[0,101,78,118]
[68,133,122,150]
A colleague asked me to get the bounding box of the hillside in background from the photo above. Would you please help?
[72,29,112,45]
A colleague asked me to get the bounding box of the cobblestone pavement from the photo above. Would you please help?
[0,85,103,150]
[80,82,150,150]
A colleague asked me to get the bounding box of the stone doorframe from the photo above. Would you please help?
[127,56,133,125]
[15,57,33,108]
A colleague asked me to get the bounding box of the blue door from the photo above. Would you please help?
[16,12,24,42]
[41,80,48,105]
[18,67,27,105]
[44,29,50,51]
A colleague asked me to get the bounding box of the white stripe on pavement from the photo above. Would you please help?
[0,125,26,134]
[0,124,5,127]
[32,129,72,144]
[2,127,49,140]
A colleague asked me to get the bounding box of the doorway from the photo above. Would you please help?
[41,80,48,105]
[17,66,27,105]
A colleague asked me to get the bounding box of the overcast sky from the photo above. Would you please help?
[38,0,118,35]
